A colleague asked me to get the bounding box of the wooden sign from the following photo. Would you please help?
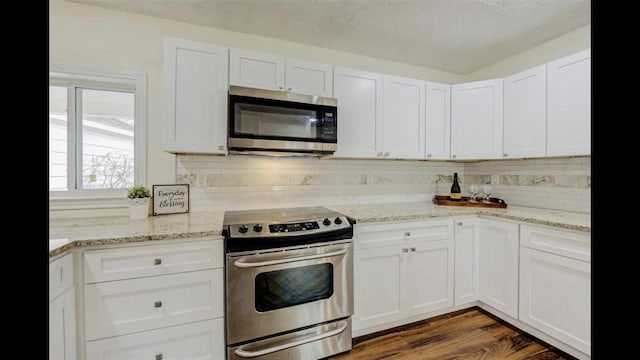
[152,184,190,215]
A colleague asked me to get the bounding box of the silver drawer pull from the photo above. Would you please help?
[457,222,463,226]
[410,247,416,252]
[234,321,348,358]
[155,354,163,360]
[402,248,409,253]
[154,301,162,308]
[234,249,347,269]
[404,232,411,237]
[154,258,162,265]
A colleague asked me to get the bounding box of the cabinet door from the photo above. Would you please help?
[229,48,285,91]
[519,247,590,355]
[454,218,480,306]
[86,318,225,360]
[503,65,547,158]
[382,75,426,159]
[85,269,224,340]
[333,67,383,158]
[547,49,591,156]
[49,287,76,360]
[285,58,333,97]
[451,79,503,160]
[163,37,228,154]
[425,82,451,160]
[405,239,454,316]
[353,246,403,330]
[479,219,519,318]
[50,253,73,301]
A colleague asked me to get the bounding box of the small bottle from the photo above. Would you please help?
[450,173,461,201]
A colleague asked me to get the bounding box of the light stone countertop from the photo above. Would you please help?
[49,203,590,258]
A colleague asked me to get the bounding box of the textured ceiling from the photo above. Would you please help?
[69,0,591,74]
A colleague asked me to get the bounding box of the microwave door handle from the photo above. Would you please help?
[233,249,347,269]
[233,320,348,358]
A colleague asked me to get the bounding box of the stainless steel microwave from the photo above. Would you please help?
[228,86,338,155]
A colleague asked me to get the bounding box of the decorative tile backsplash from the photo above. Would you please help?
[177,155,590,213]
[177,155,463,211]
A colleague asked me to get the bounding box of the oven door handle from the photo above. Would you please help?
[234,248,347,268]
[233,320,348,358]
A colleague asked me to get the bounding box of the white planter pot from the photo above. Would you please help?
[129,198,150,219]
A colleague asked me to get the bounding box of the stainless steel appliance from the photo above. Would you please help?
[228,86,338,155]
[222,207,355,360]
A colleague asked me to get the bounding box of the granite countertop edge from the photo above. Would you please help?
[49,204,590,258]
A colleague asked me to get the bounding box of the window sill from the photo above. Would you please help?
[49,194,129,210]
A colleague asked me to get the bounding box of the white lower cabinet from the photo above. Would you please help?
[50,253,76,360]
[85,318,224,360]
[479,219,519,318]
[84,269,224,341]
[50,287,77,360]
[353,220,454,332]
[519,225,591,356]
[453,218,480,305]
[82,239,226,360]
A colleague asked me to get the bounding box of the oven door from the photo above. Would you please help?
[225,241,353,345]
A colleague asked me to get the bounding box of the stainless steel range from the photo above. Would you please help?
[222,206,355,360]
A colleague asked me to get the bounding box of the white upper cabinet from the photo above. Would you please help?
[229,48,285,91]
[285,57,333,97]
[333,67,383,158]
[547,49,591,156]
[425,82,451,160]
[163,37,229,154]
[503,65,547,158]
[382,75,426,159]
[451,79,503,160]
[230,48,333,96]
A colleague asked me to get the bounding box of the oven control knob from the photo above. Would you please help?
[334,217,343,225]
[238,225,248,233]
[322,218,331,226]
[253,224,263,232]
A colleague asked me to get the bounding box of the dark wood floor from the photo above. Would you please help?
[331,308,573,360]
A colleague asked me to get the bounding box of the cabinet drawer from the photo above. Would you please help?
[520,225,590,262]
[86,318,224,360]
[354,219,453,249]
[50,253,74,301]
[84,239,223,283]
[85,269,224,341]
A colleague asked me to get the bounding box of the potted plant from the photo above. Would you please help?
[126,185,151,219]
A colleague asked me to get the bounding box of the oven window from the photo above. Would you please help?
[255,263,333,312]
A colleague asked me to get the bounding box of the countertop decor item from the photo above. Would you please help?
[433,195,507,208]
[152,184,190,215]
[126,185,151,219]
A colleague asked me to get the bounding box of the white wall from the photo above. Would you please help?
[465,24,591,81]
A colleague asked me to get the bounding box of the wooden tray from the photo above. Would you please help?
[433,195,507,208]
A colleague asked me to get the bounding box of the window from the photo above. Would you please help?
[49,64,146,205]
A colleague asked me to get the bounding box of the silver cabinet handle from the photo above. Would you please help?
[457,222,463,226]
[234,249,347,268]
[410,247,416,252]
[154,301,162,308]
[402,248,409,253]
[377,152,383,156]
[155,354,163,360]
[427,153,432,158]
[452,154,457,158]
[218,145,225,151]
[153,258,162,265]
[287,88,292,91]
[278,86,284,90]
[404,231,411,237]
[234,320,348,358]
[503,153,508,157]
[384,152,389,157]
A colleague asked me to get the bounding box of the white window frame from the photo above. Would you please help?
[49,63,147,210]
